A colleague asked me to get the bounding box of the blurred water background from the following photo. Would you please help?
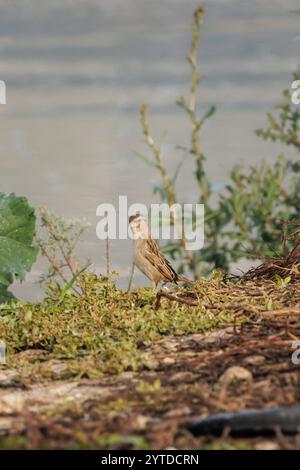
[0,0,299,299]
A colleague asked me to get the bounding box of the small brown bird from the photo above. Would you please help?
[129,213,192,289]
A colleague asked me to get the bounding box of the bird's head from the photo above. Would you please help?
[129,212,150,239]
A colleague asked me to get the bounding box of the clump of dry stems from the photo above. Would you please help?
[243,223,300,283]
[156,228,300,322]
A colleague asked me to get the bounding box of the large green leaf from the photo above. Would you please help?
[0,193,38,302]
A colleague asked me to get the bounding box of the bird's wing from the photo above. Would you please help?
[142,238,178,283]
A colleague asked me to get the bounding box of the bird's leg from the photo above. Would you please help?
[152,280,157,290]
[127,262,135,292]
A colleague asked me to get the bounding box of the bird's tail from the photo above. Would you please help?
[177,274,194,285]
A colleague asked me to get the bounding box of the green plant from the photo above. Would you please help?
[0,274,236,380]
[219,155,300,261]
[36,207,90,297]
[0,192,38,303]
[253,71,300,225]
[256,72,300,150]
[135,6,300,277]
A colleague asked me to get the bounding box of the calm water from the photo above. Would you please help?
[0,0,299,299]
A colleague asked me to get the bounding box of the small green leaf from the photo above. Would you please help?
[59,263,91,303]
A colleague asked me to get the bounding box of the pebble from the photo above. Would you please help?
[169,371,195,383]
[162,357,176,365]
[219,366,253,386]
[244,355,266,366]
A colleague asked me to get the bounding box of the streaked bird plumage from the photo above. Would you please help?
[129,213,192,289]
